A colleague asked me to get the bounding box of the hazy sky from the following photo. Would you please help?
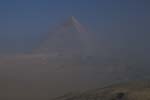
[0,0,150,56]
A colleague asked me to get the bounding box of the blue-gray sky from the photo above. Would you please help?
[0,0,150,56]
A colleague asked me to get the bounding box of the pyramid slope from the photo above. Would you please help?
[35,16,95,57]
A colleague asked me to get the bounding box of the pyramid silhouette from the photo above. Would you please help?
[35,16,94,57]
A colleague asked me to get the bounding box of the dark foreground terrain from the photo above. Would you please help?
[54,81,150,100]
[0,55,150,99]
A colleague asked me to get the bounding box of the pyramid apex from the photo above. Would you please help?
[71,16,75,19]
[70,16,76,22]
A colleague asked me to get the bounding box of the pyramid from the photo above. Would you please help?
[35,16,95,57]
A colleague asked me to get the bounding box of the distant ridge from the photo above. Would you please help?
[35,16,95,57]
